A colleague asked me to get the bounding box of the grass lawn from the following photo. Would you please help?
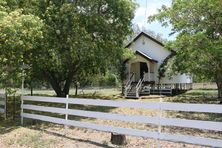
[186,89,218,96]
[0,87,221,148]
[0,87,122,99]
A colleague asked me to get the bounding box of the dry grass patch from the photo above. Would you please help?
[0,127,57,148]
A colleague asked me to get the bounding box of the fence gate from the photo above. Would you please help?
[0,93,6,119]
[21,96,222,148]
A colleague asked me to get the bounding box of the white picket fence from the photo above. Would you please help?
[21,96,222,147]
[0,94,6,117]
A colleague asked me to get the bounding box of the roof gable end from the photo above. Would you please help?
[125,32,164,48]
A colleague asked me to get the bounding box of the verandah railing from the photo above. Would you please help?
[21,96,222,147]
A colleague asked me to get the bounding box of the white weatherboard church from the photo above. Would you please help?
[124,32,192,98]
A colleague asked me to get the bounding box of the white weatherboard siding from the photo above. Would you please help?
[127,33,192,84]
[129,34,171,62]
[161,74,193,84]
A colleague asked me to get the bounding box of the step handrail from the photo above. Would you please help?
[124,73,135,97]
[136,76,144,98]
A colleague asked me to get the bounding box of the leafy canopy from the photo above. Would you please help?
[149,0,222,79]
[0,3,43,89]
[148,0,222,99]
[0,0,136,96]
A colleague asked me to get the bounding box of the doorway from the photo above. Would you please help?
[140,62,148,79]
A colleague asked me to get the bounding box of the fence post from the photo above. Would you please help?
[20,69,25,125]
[4,93,7,120]
[21,96,23,125]
[65,95,69,121]
[156,97,163,148]
[65,95,69,133]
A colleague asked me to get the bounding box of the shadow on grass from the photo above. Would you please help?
[0,94,117,136]
[163,90,222,139]
[28,125,114,148]
[0,95,22,135]
[166,89,222,126]
[167,89,219,104]
[0,118,21,135]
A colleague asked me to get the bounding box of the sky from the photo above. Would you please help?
[133,0,176,40]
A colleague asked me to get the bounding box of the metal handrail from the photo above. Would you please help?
[125,73,135,97]
[136,79,142,89]
[136,76,144,98]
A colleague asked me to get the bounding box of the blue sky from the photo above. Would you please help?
[133,0,175,40]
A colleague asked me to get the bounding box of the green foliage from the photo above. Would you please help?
[0,5,43,89]
[148,0,222,99]
[158,49,176,80]
[89,71,119,87]
[0,0,136,96]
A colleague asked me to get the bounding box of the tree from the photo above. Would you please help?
[1,0,136,97]
[148,0,222,102]
[0,3,44,92]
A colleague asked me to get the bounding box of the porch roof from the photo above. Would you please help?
[136,50,158,63]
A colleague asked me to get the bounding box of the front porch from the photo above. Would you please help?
[126,60,157,83]
[124,50,158,98]
[124,50,192,98]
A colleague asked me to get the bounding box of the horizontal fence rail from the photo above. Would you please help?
[21,96,222,147]
[22,96,222,113]
[0,94,6,113]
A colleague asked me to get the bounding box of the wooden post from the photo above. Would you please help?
[30,82,33,96]
[157,97,163,148]
[21,68,25,125]
[65,95,69,121]
[128,63,131,80]
[4,93,7,120]
[21,96,24,125]
[65,95,69,134]
[147,62,151,81]
[111,133,127,145]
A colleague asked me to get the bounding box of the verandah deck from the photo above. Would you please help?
[140,83,193,95]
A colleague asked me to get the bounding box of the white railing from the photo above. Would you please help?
[150,85,172,95]
[150,73,155,81]
[0,93,6,118]
[144,73,149,81]
[125,73,135,97]
[144,73,155,82]
[21,95,222,148]
[136,77,144,98]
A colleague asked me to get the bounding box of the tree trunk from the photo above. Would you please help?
[30,81,33,96]
[42,62,80,98]
[42,70,66,97]
[216,72,222,104]
[110,133,127,145]
[62,69,76,97]
[75,84,78,96]
[121,81,124,95]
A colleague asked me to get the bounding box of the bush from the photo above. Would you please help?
[90,72,119,87]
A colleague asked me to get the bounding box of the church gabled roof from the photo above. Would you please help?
[125,31,164,48]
